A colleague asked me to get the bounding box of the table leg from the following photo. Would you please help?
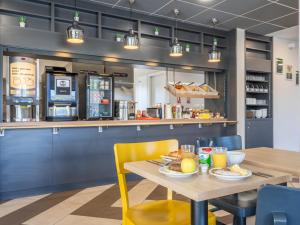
[191,200,208,225]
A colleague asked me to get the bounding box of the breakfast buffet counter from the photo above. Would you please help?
[0,118,237,130]
[0,119,237,200]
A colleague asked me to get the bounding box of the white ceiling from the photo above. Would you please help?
[85,0,299,34]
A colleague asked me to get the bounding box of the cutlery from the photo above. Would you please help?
[147,160,170,167]
[253,172,273,178]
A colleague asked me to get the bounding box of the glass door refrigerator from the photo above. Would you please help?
[86,73,114,120]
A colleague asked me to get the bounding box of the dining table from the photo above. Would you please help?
[243,147,300,177]
[124,160,290,225]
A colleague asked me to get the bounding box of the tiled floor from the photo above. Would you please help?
[0,179,298,225]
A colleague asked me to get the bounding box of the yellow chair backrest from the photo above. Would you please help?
[114,139,179,217]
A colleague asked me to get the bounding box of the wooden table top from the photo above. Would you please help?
[0,118,237,130]
[244,147,300,177]
[124,161,290,202]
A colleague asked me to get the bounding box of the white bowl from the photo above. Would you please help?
[227,151,245,165]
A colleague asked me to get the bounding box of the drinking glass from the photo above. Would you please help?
[212,147,227,168]
[181,145,195,153]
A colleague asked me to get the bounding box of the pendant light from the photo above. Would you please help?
[66,0,84,44]
[124,0,139,50]
[208,18,221,63]
[170,8,183,57]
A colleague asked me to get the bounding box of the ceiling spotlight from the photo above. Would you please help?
[124,0,139,50]
[170,8,183,57]
[208,18,221,63]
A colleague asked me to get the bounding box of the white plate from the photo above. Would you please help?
[209,168,252,181]
[159,166,199,178]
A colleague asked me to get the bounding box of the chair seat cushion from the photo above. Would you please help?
[126,200,215,225]
[209,194,256,217]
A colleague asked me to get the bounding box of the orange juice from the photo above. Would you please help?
[212,147,227,168]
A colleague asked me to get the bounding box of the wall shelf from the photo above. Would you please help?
[246,47,270,53]
[102,25,137,33]
[141,33,171,40]
[246,91,268,94]
[55,17,98,27]
[246,79,269,83]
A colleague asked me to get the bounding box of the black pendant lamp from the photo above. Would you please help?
[208,18,221,63]
[170,8,183,57]
[124,0,139,50]
[66,0,84,44]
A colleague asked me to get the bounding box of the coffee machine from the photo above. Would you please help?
[6,56,39,122]
[45,67,79,121]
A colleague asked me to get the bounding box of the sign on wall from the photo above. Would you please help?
[286,65,293,80]
[276,58,283,74]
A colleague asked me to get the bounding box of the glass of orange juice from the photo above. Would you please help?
[212,147,228,168]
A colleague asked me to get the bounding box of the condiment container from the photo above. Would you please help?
[198,147,213,166]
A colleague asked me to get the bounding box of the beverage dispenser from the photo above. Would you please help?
[6,56,39,122]
[45,66,79,121]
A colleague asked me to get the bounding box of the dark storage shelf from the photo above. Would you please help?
[246,79,269,83]
[55,17,98,27]
[246,36,271,43]
[204,42,226,49]
[141,20,171,29]
[246,91,268,94]
[178,38,201,45]
[141,33,171,40]
[0,8,51,20]
[102,25,137,33]
[246,47,270,53]
[246,104,269,107]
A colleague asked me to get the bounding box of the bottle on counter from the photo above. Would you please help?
[164,104,173,119]
[175,104,182,119]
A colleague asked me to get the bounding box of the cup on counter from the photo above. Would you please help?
[212,147,227,168]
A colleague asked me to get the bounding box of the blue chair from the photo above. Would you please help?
[199,135,256,225]
[210,135,242,151]
[256,185,300,225]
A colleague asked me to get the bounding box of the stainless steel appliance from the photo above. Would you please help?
[86,72,114,120]
[45,67,79,121]
[146,107,162,119]
[6,56,39,122]
[114,100,135,120]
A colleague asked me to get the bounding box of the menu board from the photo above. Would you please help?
[9,57,36,97]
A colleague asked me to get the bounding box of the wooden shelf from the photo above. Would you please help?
[0,119,237,130]
[165,86,219,99]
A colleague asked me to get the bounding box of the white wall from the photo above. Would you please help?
[134,67,205,111]
[269,26,300,151]
[236,28,246,148]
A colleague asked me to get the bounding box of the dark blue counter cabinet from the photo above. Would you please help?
[0,121,236,200]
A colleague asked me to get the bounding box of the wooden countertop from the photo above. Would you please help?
[125,161,290,201]
[244,147,300,177]
[0,118,237,130]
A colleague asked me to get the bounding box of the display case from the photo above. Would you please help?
[86,73,114,120]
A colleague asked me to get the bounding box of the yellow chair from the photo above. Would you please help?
[114,139,216,225]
